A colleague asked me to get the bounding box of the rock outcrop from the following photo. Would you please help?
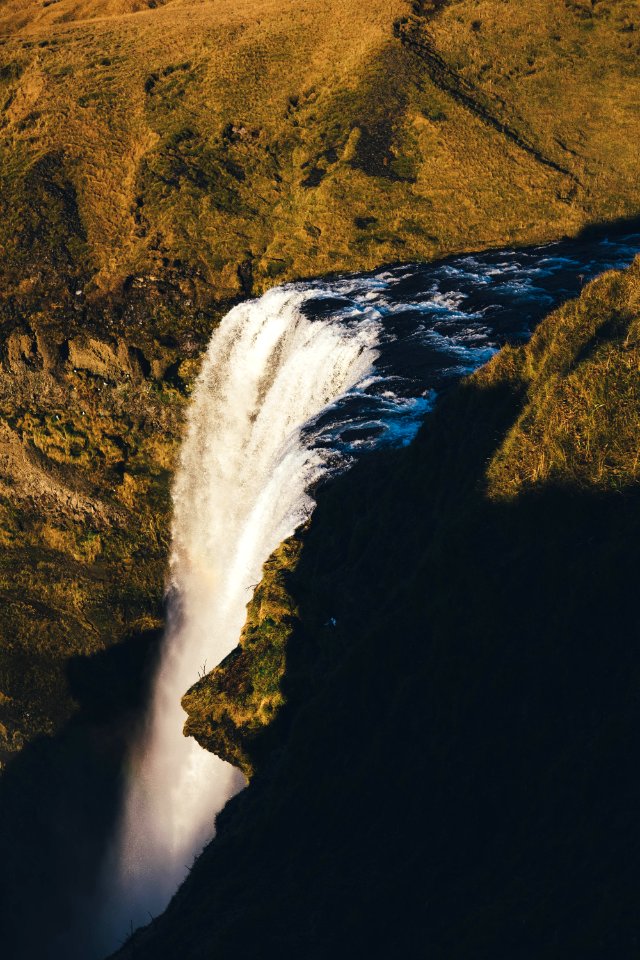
[183,534,303,777]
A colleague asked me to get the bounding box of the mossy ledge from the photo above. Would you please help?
[182,533,303,778]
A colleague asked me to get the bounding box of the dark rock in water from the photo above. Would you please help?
[340,424,385,442]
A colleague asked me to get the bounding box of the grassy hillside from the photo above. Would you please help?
[0,0,639,763]
[114,256,640,959]
[1,0,639,303]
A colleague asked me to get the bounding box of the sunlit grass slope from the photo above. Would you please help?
[485,262,640,495]
[0,0,639,305]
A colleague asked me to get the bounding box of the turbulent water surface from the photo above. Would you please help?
[103,231,640,950]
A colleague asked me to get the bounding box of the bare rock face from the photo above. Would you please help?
[5,332,40,373]
[66,336,134,380]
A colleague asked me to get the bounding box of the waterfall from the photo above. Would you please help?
[104,287,382,942]
[100,231,640,953]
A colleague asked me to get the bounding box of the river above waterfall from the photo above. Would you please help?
[298,230,640,454]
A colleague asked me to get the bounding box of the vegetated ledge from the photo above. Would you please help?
[182,533,304,778]
[133,255,640,960]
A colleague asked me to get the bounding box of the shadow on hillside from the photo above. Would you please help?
[572,211,640,244]
[274,490,640,958]
[267,376,640,958]
[307,211,640,288]
[116,373,640,960]
[0,626,162,960]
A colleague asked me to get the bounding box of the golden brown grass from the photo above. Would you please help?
[478,257,640,496]
[0,0,639,301]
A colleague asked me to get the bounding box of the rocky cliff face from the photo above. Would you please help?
[125,257,640,959]
[0,312,181,767]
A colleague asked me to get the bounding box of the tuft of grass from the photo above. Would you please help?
[483,259,640,496]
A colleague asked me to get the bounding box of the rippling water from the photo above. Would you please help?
[300,231,640,452]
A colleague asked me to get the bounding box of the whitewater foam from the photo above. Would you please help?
[102,287,382,943]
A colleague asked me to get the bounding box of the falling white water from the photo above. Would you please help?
[104,287,382,942]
